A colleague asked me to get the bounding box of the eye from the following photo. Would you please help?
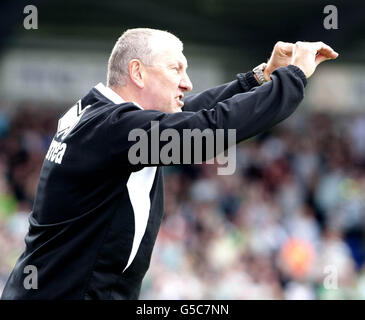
[170,65,180,72]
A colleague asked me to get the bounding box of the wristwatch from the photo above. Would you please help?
[253,63,269,85]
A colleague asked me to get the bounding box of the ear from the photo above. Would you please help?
[128,59,145,89]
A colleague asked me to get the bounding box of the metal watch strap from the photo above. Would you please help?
[253,62,268,85]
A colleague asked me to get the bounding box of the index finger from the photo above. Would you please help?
[313,41,339,59]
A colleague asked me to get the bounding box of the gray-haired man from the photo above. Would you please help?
[1,28,338,299]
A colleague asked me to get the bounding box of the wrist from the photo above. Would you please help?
[253,63,270,85]
[253,73,261,84]
[263,68,271,81]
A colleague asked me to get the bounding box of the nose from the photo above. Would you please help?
[179,73,193,92]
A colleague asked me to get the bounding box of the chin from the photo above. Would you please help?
[165,106,182,113]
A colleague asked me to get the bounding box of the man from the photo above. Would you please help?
[1,28,338,299]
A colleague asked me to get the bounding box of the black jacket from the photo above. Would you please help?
[1,65,306,299]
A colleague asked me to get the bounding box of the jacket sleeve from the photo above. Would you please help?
[182,70,260,112]
[106,65,307,168]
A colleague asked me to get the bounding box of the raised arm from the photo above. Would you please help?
[107,41,338,168]
[182,41,327,113]
[182,71,259,112]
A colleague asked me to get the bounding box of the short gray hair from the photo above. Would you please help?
[107,28,183,87]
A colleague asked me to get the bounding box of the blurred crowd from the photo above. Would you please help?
[1,103,365,299]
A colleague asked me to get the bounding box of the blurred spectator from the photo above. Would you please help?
[1,106,365,299]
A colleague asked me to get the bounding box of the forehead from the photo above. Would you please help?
[153,47,188,68]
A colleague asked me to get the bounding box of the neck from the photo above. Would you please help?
[110,85,144,109]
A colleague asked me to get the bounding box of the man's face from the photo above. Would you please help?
[142,47,193,113]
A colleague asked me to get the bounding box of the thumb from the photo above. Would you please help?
[315,54,329,66]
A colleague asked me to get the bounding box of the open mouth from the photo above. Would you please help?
[176,94,184,106]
